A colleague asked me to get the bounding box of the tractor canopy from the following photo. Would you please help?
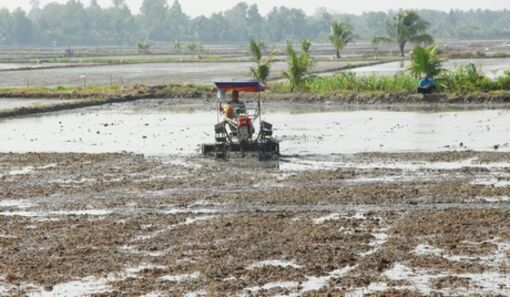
[214,81,266,93]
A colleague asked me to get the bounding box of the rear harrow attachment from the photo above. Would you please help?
[202,121,279,159]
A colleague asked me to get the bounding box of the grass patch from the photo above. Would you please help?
[271,68,510,94]
[270,73,416,93]
[438,66,510,92]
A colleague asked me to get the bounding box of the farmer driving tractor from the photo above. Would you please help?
[221,89,254,138]
[202,82,280,158]
[222,90,246,119]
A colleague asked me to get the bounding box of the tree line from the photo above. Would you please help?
[1,0,510,46]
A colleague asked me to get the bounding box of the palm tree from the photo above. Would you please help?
[408,44,443,78]
[172,40,181,50]
[137,42,151,54]
[248,39,274,82]
[372,11,433,57]
[329,22,356,59]
[282,42,314,91]
[301,39,312,54]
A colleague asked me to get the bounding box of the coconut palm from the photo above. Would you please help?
[172,40,181,50]
[372,11,434,57]
[187,41,203,52]
[329,22,356,59]
[248,39,274,82]
[282,42,314,91]
[408,44,443,78]
[301,39,312,54]
[137,42,151,53]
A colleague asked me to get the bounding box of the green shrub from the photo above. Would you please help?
[437,63,499,92]
[495,71,510,90]
[271,65,510,94]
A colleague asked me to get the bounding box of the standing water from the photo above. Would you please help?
[0,100,509,156]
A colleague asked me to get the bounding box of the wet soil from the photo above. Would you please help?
[1,151,509,296]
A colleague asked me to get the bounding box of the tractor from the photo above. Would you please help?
[201,82,279,159]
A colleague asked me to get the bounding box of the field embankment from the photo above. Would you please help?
[1,83,510,119]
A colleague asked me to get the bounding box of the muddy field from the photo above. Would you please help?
[1,98,510,296]
[0,150,510,296]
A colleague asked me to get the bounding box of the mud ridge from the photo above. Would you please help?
[0,96,138,119]
[0,63,106,73]
[2,89,510,120]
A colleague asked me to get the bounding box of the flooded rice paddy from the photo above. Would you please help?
[351,57,510,78]
[0,57,508,87]
[0,60,367,87]
[0,63,37,70]
[0,100,509,156]
[0,98,74,110]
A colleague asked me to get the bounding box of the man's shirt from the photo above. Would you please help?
[228,100,247,115]
[418,78,436,88]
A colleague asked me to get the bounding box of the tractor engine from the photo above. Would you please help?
[237,115,254,141]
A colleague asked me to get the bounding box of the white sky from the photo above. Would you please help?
[1,0,509,16]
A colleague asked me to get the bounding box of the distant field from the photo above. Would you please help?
[0,60,377,87]
[0,40,508,62]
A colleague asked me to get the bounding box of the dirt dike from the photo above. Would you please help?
[0,96,134,119]
[0,84,167,100]
[0,85,209,119]
[0,86,510,119]
[1,84,510,119]
[260,91,510,104]
[0,63,106,73]
[3,84,510,104]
